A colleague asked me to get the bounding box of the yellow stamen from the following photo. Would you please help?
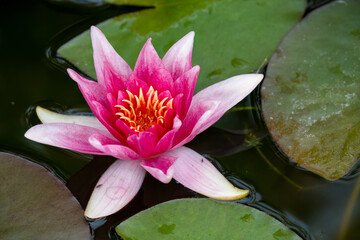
[114,86,174,132]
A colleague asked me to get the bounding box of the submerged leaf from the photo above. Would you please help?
[0,152,90,240]
[261,0,360,180]
[115,198,301,240]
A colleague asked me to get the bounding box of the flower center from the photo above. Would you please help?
[115,86,173,132]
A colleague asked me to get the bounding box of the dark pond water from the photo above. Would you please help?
[1,0,359,239]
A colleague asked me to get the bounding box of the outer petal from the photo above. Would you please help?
[35,106,108,132]
[133,38,164,85]
[25,123,113,155]
[89,133,140,160]
[163,31,194,80]
[67,69,109,110]
[169,146,249,200]
[140,155,177,184]
[85,159,146,219]
[91,26,132,90]
[174,74,263,147]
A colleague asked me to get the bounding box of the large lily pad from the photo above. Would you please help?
[58,0,306,93]
[116,198,301,240]
[261,0,360,180]
[0,152,90,240]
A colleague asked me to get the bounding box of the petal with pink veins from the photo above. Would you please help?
[134,38,164,84]
[163,31,194,80]
[140,155,177,183]
[25,123,113,155]
[85,159,146,219]
[174,74,263,147]
[89,133,140,160]
[91,26,132,90]
[168,146,249,200]
[35,106,108,132]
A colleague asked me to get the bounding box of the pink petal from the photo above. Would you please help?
[173,65,200,119]
[150,68,174,95]
[134,38,164,85]
[163,31,194,80]
[140,155,177,183]
[173,100,219,148]
[89,133,140,160]
[169,146,249,200]
[174,74,263,147]
[91,26,132,91]
[127,131,158,158]
[115,119,136,137]
[154,116,182,155]
[126,73,150,94]
[35,106,108,132]
[107,93,117,115]
[91,101,126,143]
[85,159,145,219]
[24,123,112,155]
[67,68,109,110]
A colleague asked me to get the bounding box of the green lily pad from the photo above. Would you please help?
[261,0,360,180]
[115,198,301,240]
[0,152,90,240]
[58,0,306,93]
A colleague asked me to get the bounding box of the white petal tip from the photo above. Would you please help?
[209,188,249,201]
[84,210,104,221]
[24,129,32,140]
[90,26,104,40]
[256,73,264,81]
[90,25,99,32]
[187,31,195,38]
[67,68,77,80]
[35,106,53,123]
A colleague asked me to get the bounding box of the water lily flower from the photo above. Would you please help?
[25,26,263,219]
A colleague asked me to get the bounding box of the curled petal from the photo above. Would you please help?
[91,26,132,90]
[25,123,112,155]
[174,74,263,147]
[140,155,177,184]
[35,106,107,132]
[89,133,140,160]
[85,159,146,219]
[163,31,194,80]
[169,146,249,200]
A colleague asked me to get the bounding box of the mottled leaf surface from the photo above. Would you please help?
[116,198,301,240]
[261,0,360,180]
[0,153,90,240]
